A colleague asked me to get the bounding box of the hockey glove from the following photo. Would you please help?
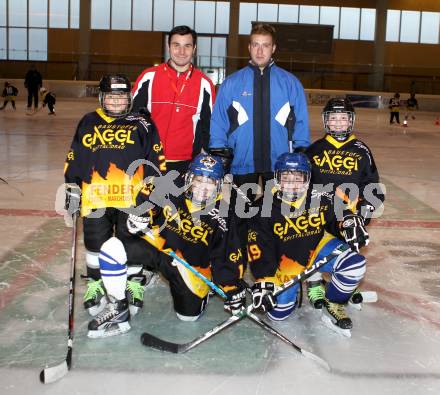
[357,200,375,226]
[341,214,369,252]
[224,285,246,315]
[126,213,151,235]
[208,147,233,174]
[251,281,277,312]
[65,184,81,216]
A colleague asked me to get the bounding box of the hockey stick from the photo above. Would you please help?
[141,246,345,360]
[286,106,296,153]
[223,174,252,205]
[40,212,78,384]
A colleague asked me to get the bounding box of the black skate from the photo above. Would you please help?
[321,298,352,337]
[126,274,147,317]
[307,281,325,309]
[87,297,130,338]
[83,278,107,316]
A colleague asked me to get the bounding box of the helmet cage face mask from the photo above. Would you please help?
[184,174,222,206]
[322,110,355,141]
[184,154,224,206]
[99,91,133,118]
[275,170,310,201]
[99,75,133,118]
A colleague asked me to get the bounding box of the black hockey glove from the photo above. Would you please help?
[65,184,81,216]
[251,281,277,312]
[208,147,233,174]
[340,214,369,253]
[224,285,246,315]
[357,200,375,226]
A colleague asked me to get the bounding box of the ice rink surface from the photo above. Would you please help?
[0,99,439,394]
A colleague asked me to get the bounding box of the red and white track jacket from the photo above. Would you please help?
[132,62,216,161]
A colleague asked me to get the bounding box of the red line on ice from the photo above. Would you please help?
[370,219,440,229]
[0,231,70,311]
[0,208,59,217]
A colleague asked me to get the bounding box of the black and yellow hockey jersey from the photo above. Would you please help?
[64,109,166,216]
[144,194,244,289]
[248,189,346,282]
[306,134,384,209]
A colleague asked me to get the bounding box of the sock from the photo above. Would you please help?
[98,237,128,300]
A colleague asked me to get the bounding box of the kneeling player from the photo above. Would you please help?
[248,152,368,333]
[305,98,384,309]
[64,74,165,337]
[139,154,246,321]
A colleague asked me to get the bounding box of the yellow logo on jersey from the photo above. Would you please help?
[67,150,74,161]
[248,231,257,242]
[163,205,210,246]
[312,150,358,172]
[82,126,135,148]
[153,143,163,153]
[229,248,243,263]
[273,212,326,238]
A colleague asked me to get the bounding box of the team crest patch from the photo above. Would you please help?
[201,156,217,168]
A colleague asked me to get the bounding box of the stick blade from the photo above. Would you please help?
[140,332,183,353]
[40,360,69,384]
[301,349,331,372]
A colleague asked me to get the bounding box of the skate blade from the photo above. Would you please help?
[87,322,131,339]
[129,305,141,317]
[321,314,352,338]
[86,298,108,317]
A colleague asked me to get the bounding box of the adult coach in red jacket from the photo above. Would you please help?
[132,25,216,176]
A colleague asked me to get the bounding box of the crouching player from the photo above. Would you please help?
[64,74,166,338]
[247,152,369,335]
[138,153,246,321]
[305,98,384,309]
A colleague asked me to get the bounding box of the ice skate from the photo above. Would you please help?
[126,274,147,317]
[321,298,352,337]
[83,278,107,316]
[87,297,130,338]
[307,281,325,309]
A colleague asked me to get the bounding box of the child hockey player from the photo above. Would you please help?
[139,153,246,322]
[406,93,419,121]
[305,98,384,309]
[248,152,368,335]
[64,74,166,338]
[388,93,401,124]
[0,82,18,110]
[40,87,56,115]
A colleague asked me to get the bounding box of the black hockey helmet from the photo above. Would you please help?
[322,98,355,141]
[99,74,132,118]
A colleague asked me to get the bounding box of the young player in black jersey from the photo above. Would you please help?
[305,98,384,309]
[388,93,401,124]
[40,87,56,115]
[64,74,166,338]
[0,82,18,110]
[141,153,246,321]
[248,152,368,334]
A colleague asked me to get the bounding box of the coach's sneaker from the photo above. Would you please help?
[126,274,146,317]
[307,281,325,309]
[87,296,130,338]
[83,278,107,316]
[323,298,352,330]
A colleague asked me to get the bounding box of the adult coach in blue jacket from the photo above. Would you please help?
[209,23,310,205]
